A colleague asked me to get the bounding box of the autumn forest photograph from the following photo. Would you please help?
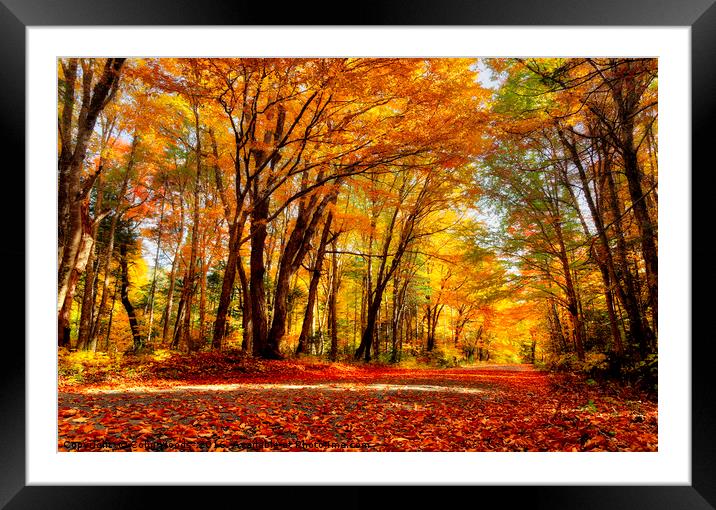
[57,57,659,453]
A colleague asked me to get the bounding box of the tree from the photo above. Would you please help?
[58,58,125,346]
[55,57,656,375]
[482,57,658,368]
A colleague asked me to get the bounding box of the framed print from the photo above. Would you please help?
[5,0,715,508]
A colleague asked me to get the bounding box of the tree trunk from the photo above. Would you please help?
[614,68,658,341]
[328,236,340,361]
[198,252,209,347]
[102,277,120,352]
[425,306,434,352]
[77,169,105,350]
[144,197,165,347]
[89,135,137,346]
[180,105,203,352]
[355,291,385,362]
[604,162,653,357]
[248,100,287,358]
[553,217,585,362]
[161,250,179,346]
[171,289,186,350]
[390,272,410,363]
[249,194,270,357]
[212,217,242,349]
[297,212,334,354]
[162,192,185,346]
[119,242,142,352]
[76,254,98,350]
[354,180,421,361]
[267,186,336,358]
[237,255,252,352]
[426,303,443,353]
[559,131,624,357]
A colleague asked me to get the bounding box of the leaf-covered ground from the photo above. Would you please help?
[58,358,657,452]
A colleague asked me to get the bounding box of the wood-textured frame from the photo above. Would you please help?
[2,0,713,507]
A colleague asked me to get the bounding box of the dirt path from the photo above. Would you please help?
[58,364,657,452]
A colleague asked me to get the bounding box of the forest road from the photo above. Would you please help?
[58,365,657,452]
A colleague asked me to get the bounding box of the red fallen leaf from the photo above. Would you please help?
[583,435,606,449]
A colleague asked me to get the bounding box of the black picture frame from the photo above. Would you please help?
[3,0,713,508]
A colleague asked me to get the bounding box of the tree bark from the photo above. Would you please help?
[119,242,142,352]
[87,135,138,347]
[328,237,340,361]
[161,247,179,345]
[171,287,186,350]
[180,104,203,352]
[144,196,165,347]
[237,255,252,352]
[604,159,653,357]
[161,193,184,346]
[426,303,444,352]
[212,206,249,350]
[553,218,585,362]
[249,194,270,357]
[267,183,336,357]
[297,212,334,355]
[212,217,241,349]
[612,61,658,341]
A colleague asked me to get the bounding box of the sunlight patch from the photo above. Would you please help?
[81,382,488,395]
